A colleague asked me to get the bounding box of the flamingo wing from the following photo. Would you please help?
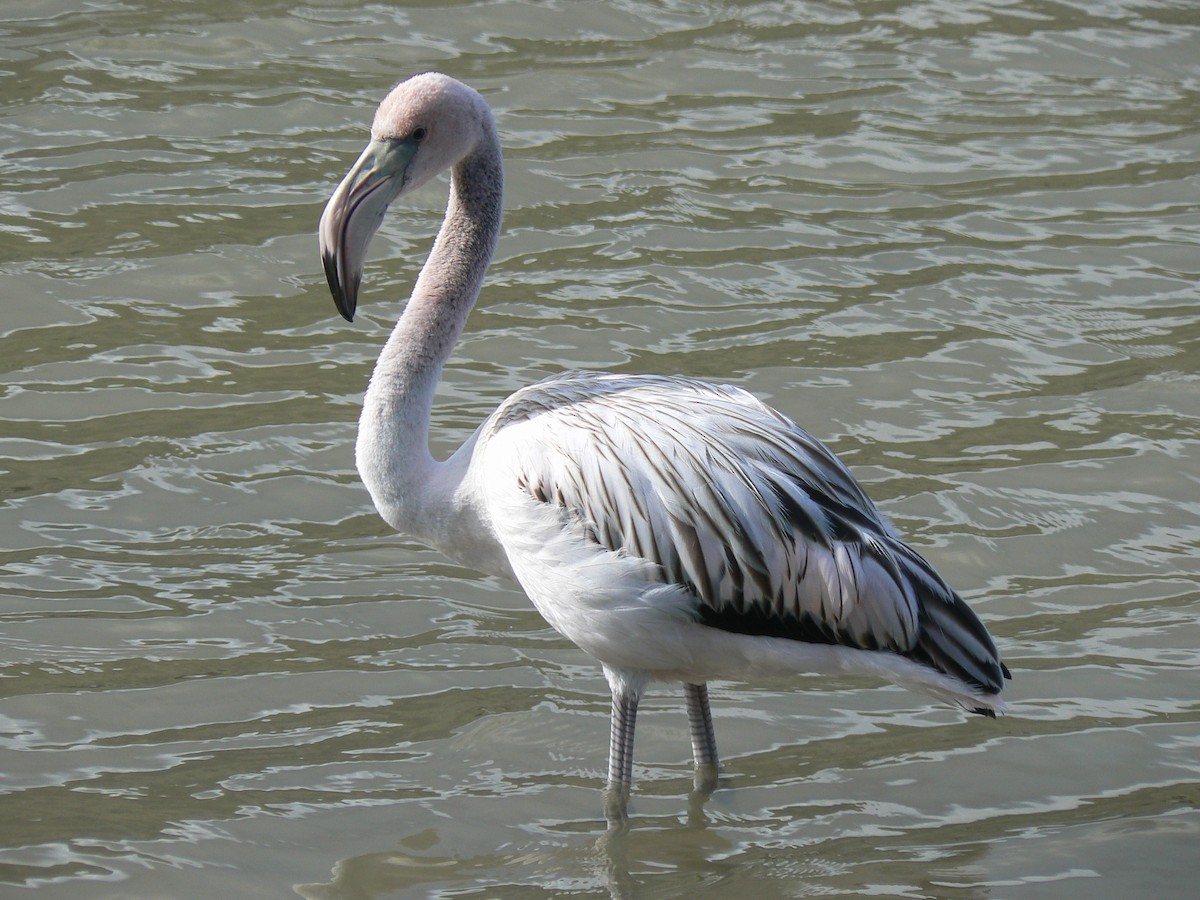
[473,371,1007,699]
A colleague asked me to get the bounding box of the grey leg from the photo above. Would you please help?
[684,682,718,767]
[684,682,719,793]
[604,687,639,822]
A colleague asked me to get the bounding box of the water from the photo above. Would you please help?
[2,1,1199,896]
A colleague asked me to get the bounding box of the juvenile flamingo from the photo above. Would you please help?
[318,72,1009,819]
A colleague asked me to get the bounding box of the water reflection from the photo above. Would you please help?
[293,785,1013,900]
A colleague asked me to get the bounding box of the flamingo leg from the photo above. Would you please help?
[604,687,639,821]
[684,682,718,767]
[685,682,719,793]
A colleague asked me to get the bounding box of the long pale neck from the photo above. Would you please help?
[355,131,503,537]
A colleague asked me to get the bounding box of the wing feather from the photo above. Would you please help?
[480,371,1007,694]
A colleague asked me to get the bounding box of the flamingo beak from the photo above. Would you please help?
[318,137,419,321]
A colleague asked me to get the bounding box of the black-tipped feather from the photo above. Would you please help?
[493,372,1009,698]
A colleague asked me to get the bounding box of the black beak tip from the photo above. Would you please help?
[335,292,356,322]
[336,278,359,322]
[322,250,357,322]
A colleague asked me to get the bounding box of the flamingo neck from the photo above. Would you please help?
[355,131,503,541]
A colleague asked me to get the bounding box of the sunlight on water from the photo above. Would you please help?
[2,1,1198,896]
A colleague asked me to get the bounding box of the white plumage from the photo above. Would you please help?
[318,72,1009,819]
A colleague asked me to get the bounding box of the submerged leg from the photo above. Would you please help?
[600,666,648,822]
[684,682,719,793]
[604,687,639,822]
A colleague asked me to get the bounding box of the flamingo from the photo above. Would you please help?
[318,72,1009,819]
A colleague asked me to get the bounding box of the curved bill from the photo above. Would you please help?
[318,137,419,321]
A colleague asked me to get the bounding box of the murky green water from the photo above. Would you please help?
[3,1,1199,896]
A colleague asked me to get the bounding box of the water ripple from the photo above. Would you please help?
[1,0,1198,896]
